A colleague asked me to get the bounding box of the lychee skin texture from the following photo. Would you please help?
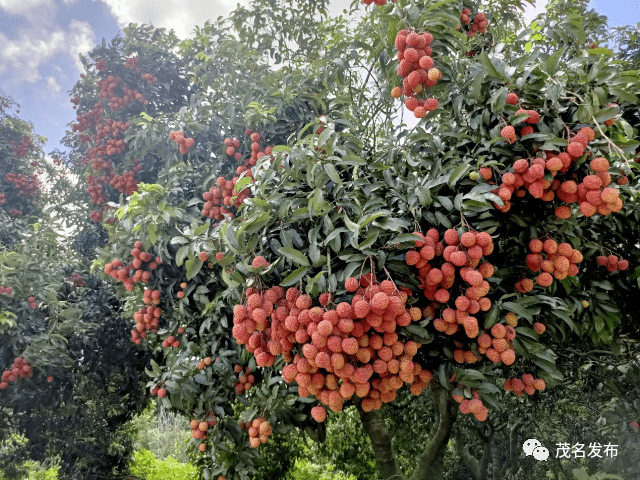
[506,93,518,105]
[501,126,516,143]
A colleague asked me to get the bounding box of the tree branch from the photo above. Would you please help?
[409,384,458,480]
[356,400,406,480]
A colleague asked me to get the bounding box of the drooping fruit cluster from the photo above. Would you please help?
[245,130,276,167]
[248,417,272,448]
[4,172,41,200]
[0,193,5,204]
[525,238,583,287]
[7,209,22,217]
[232,270,432,415]
[97,75,149,111]
[0,357,32,389]
[131,302,162,344]
[169,130,195,155]
[0,285,13,295]
[233,364,256,394]
[177,281,187,299]
[104,241,161,291]
[405,228,494,320]
[504,374,546,396]
[70,272,87,287]
[392,30,440,118]
[197,357,213,370]
[475,322,517,365]
[27,296,37,309]
[459,9,489,38]
[596,254,630,272]
[495,124,624,218]
[109,160,142,195]
[9,134,34,158]
[202,173,253,221]
[124,55,141,72]
[161,334,181,348]
[452,388,489,421]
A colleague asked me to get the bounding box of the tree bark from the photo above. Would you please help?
[356,400,406,480]
[409,382,458,480]
[355,382,458,480]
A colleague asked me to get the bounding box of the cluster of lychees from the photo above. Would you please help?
[0,193,5,204]
[248,417,273,448]
[232,260,432,415]
[497,118,623,217]
[0,357,32,389]
[70,272,87,287]
[96,58,108,73]
[104,240,161,291]
[525,238,583,287]
[124,55,141,72]
[0,285,13,295]
[4,172,40,200]
[132,298,163,344]
[392,30,440,118]
[190,412,218,452]
[7,209,22,217]
[233,364,256,394]
[109,169,140,195]
[196,357,213,370]
[151,384,167,397]
[474,322,517,365]
[596,255,630,272]
[161,332,181,348]
[169,130,195,155]
[504,374,546,396]
[405,228,494,311]
[97,75,149,111]
[202,174,252,221]
[177,281,188,299]
[453,388,489,421]
[27,296,37,310]
[9,135,34,158]
[458,9,489,38]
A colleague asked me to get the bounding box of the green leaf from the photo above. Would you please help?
[501,301,534,322]
[175,245,189,267]
[281,267,310,286]
[185,257,203,280]
[386,233,424,246]
[278,247,310,267]
[594,105,619,123]
[546,46,567,75]
[479,52,501,79]
[323,164,342,185]
[360,210,392,228]
[448,164,470,187]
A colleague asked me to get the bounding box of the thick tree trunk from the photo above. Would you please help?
[409,382,458,480]
[356,401,406,480]
[356,382,458,480]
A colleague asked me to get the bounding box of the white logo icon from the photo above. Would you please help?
[532,445,550,461]
[523,438,541,456]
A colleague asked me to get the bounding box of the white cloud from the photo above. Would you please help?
[0,0,54,18]
[0,20,94,86]
[46,76,61,92]
[94,0,251,41]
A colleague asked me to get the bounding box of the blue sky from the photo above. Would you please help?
[0,0,638,159]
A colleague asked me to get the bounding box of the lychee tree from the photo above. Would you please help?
[59,0,640,479]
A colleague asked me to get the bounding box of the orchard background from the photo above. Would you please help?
[1,0,640,479]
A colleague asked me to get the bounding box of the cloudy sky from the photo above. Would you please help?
[0,0,637,157]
